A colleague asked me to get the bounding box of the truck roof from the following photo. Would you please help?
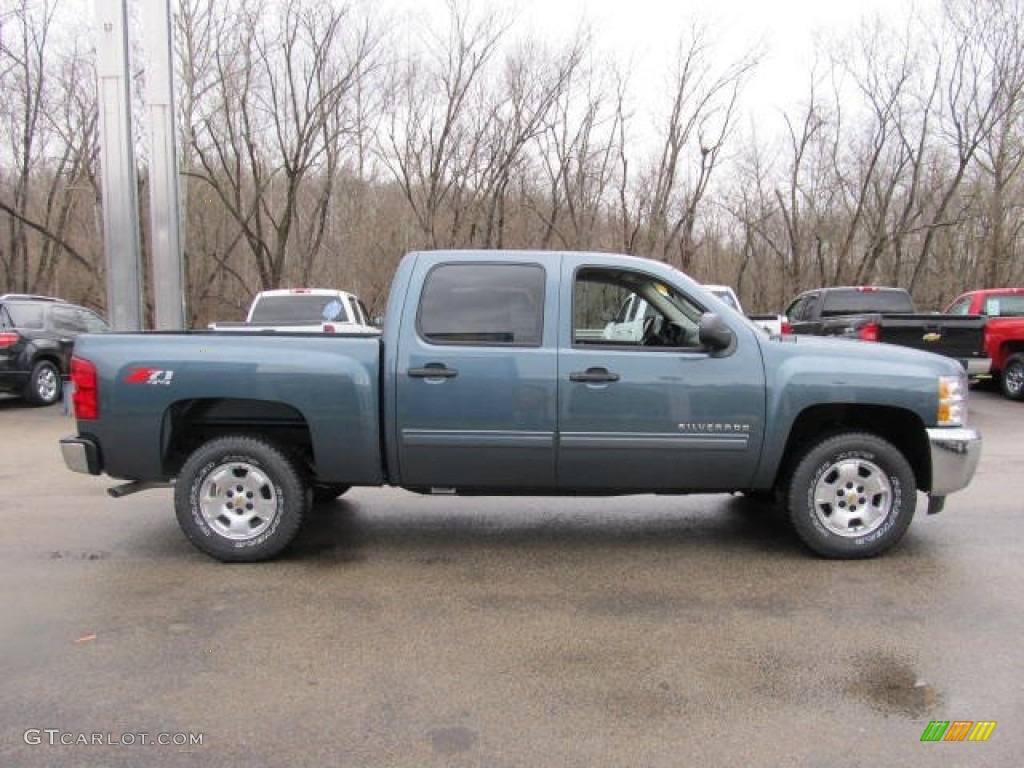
[255,288,359,299]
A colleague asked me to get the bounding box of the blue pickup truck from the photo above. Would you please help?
[60,250,981,561]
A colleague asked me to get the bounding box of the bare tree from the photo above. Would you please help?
[381,0,511,249]
[907,0,1012,291]
[185,0,380,292]
[468,38,584,248]
[530,51,622,251]
[0,0,100,300]
[615,23,759,271]
[956,0,1024,287]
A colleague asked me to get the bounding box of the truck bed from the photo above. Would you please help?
[69,331,385,485]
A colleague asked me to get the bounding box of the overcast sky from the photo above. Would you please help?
[389,0,937,125]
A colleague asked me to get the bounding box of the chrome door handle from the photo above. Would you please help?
[407,364,458,379]
[569,368,620,383]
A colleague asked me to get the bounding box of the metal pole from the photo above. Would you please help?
[95,0,144,331]
[142,0,186,329]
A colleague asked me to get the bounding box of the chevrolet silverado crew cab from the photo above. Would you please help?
[60,250,981,562]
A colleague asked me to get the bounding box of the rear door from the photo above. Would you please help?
[556,256,767,491]
[394,257,559,489]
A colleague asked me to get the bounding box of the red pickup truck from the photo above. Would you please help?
[945,288,1024,400]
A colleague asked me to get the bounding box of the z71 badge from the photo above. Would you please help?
[125,367,175,385]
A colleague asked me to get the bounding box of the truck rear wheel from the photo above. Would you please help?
[174,436,310,562]
[1000,353,1024,400]
[786,432,916,559]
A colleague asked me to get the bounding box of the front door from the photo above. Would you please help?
[557,260,766,491]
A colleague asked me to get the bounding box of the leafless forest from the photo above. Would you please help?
[1,0,1022,325]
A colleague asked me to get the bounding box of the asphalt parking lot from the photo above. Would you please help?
[0,389,1021,766]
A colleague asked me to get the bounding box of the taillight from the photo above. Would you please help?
[0,332,19,348]
[859,322,880,342]
[71,357,99,420]
[323,324,336,333]
[780,320,791,335]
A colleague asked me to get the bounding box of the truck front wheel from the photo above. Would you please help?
[786,432,916,559]
[1000,353,1024,400]
[175,436,310,562]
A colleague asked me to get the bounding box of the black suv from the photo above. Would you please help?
[0,294,109,406]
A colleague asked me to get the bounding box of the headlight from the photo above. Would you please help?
[937,374,968,426]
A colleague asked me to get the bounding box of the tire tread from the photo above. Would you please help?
[174,435,308,562]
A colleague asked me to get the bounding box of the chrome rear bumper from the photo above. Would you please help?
[60,436,102,475]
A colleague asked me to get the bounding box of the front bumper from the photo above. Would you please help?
[60,436,102,475]
[926,427,982,497]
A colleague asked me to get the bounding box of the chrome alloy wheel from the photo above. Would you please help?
[198,461,279,541]
[36,365,59,403]
[1004,358,1024,399]
[812,457,892,537]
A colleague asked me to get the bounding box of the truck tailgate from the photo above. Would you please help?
[878,315,988,361]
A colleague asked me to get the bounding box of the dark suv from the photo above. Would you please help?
[0,294,109,406]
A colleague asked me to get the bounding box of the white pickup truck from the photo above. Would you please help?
[603,284,788,342]
[208,288,380,334]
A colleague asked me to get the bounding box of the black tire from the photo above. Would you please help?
[1000,353,1024,401]
[786,432,916,559]
[25,360,62,406]
[312,483,351,504]
[174,436,310,562]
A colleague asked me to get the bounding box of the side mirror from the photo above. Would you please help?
[698,312,735,356]
[372,316,385,328]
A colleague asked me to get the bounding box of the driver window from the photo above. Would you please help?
[573,267,701,348]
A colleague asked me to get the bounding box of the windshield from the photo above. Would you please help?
[821,290,914,315]
[707,289,739,310]
[249,295,349,324]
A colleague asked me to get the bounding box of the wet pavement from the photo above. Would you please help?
[0,390,1021,766]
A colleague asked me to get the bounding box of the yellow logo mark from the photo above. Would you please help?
[968,721,997,742]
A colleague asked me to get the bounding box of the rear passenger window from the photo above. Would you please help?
[5,303,45,328]
[418,263,545,346]
[51,306,86,332]
[78,309,110,332]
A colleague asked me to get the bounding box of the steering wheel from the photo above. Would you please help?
[661,321,686,347]
[641,315,659,346]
